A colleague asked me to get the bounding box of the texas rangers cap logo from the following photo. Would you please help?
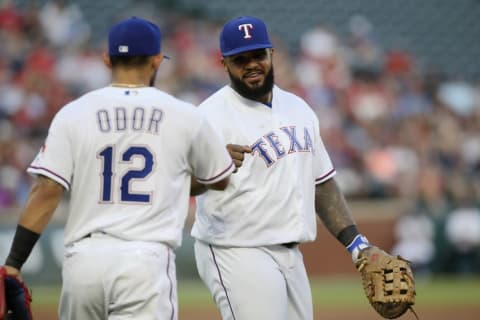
[220,16,273,56]
[238,23,253,39]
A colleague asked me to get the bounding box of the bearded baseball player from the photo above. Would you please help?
[189,16,414,320]
[2,16,234,320]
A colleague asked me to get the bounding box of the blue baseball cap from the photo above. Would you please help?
[108,16,169,58]
[220,16,273,57]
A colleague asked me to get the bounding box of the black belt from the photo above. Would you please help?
[282,242,299,249]
[83,231,106,239]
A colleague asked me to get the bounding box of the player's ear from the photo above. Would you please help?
[102,52,112,70]
[152,54,164,69]
[221,58,228,72]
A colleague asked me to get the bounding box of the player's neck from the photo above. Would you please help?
[258,91,272,105]
[110,76,147,87]
[110,69,151,88]
[237,89,272,105]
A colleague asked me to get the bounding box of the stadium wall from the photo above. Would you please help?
[0,199,405,284]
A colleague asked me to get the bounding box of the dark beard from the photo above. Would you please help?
[228,66,274,101]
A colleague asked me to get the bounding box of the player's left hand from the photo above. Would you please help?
[226,144,252,172]
[355,246,417,319]
[0,266,33,320]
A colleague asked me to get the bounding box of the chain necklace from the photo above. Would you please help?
[110,83,147,88]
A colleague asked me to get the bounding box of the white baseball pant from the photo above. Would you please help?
[59,233,177,320]
[194,240,313,320]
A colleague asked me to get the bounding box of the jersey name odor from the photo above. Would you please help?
[96,107,163,134]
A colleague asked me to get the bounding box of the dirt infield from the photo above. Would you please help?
[33,304,480,320]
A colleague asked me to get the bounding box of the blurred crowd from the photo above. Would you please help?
[0,1,479,274]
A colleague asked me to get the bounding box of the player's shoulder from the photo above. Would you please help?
[61,86,108,107]
[49,87,107,122]
[147,88,210,131]
[274,85,310,107]
[150,88,198,113]
[274,85,320,123]
[197,85,232,111]
[150,87,194,106]
[158,90,204,126]
[52,89,97,119]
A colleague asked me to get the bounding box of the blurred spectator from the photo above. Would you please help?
[437,79,477,117]
[441,173,480,274]
[55,47,110,95]
[0,0,22,32]
[346,69,392,123]
[415,165,450,220]
[391,165,448,275]
[384,50,414,77]
[460,108,480,173]
[39,0,91,49]
[391,75,432,119]
[391,210,435,276]
[345,14,383,73]
[444,207,480,274]
[295,25,350,107]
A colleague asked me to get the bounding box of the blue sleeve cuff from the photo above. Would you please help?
[346,234,370,262]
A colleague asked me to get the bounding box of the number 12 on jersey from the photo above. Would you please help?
[98,145,154,203]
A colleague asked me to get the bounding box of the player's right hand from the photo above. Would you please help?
[226,144,252,172]
[3,266,21,280]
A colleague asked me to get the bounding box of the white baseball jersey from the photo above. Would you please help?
[191,85,336,246]
[28,86,234,248]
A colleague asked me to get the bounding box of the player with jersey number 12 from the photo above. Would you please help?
[190,16,416,320]
[1,16,234,320]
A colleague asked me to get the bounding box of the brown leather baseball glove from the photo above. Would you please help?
[355,246,417,319]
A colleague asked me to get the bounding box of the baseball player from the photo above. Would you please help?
[190,16,372,320]
[2,17,234,320]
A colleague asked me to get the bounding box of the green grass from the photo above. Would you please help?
[30,280,218,309]
[414,276,480,306]
[30,286,60,307]
[310,275,480,308]
[177,280,217,308]
[31,275,480,309]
